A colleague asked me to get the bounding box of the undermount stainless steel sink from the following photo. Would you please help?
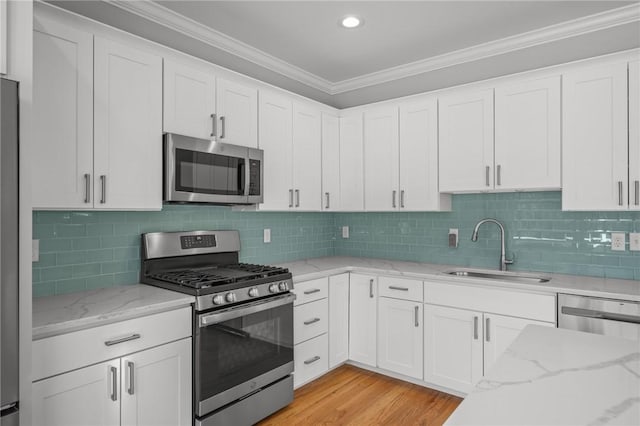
[445,269,551,284]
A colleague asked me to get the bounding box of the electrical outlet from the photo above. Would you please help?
[611,232,626,251]
[448,228,458,248]
[263,229,271,243]
[32,239,39,262]
[342,226,349,239]
[630,233,640,251]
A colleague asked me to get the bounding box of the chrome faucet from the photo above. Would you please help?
[471,218,514,271]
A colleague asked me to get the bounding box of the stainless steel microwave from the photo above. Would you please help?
[164,133,263,205]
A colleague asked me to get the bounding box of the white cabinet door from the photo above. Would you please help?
[349,274,377,367]
[32,20,93,209]
[377,298,423,379]
[629,60,640,211]
[321,113,341,211]
[562,62,628,211]
[163,59,216,140]
[33,359,120,426]
[399,97,449,211]
[121,339,192,426]
[0,0,6,75]
[483,314,554,374]
[216,78,258,148]
[339,112,365,211]
[364,106,399,211]
[424,304,483,394]
[328,273,349,368]
[94,37,162,210]
[258,91,293,210]
[439,89,494,193]
[292,103,322,211]
[494,75,561,191]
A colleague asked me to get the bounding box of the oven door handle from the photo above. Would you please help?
[199,293,296,327]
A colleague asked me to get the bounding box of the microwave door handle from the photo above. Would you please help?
[238,160,246,196]
[199,293,295,327]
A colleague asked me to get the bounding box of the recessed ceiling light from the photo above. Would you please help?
[340,15,362,29]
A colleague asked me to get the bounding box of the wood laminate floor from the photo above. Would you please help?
[259,365,462,425]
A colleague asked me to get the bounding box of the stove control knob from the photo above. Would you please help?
[212,295,225,305]
[248,287,259,298]
[279,282,289,291]
[225,292,237,303]
[269,284,280,293]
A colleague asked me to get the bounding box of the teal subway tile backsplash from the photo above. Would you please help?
[33,192,640,297]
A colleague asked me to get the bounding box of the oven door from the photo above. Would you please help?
[195,293,295,417]
[164,133,251,204]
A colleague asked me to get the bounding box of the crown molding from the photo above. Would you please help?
[105,1,640,96]
[106,0,334,93]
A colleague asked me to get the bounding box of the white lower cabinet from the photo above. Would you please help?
[349,274,377,367]
[294,334,329,388]
[328,274,350,368]
[377,297,423,379]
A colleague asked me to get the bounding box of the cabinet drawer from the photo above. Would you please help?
[33,307,192,381]
[424,280,556,323]
[294,299,328,344]
[378,276,423,302]
[294,333,328,388]
[292,277,328,306]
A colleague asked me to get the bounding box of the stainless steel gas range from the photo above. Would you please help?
[140,230,294,426]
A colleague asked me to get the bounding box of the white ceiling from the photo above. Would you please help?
[45,1,640,107]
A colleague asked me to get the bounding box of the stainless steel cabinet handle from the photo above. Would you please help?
[400,190,405,208]
[104,333,141,346]
[289,189,293,208]
[295,189,300,207]
[110,366,118,401]
[84,173,91,203]
[485,166,490,187]
[304,355,321,365]
[303,288,321,295]
[392,190,397,208]
[485,317,490,342]
[220,116,226,139]
[369,279,374,298]
[635,180,639,206]
[473,316,479,340]
[100,175,106,204]
[496,165,502,186]
[325,192,330,209]
[212,113,217,137]
[414,306,419,327]
[304,318,320,325]
[126,361,135,395]
[618,181,624,206]
[389,286,409,291]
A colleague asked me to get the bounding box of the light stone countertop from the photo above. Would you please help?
[277,256,640,301]
[444,325,640,425]
[33,284,194,340]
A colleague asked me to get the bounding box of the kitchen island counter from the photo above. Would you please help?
[444,325,640,425]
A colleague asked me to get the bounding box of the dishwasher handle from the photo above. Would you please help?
[561,306,640,324]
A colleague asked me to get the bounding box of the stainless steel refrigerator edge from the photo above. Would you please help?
[0,78,19,426]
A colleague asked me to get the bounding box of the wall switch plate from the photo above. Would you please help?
[263,229,271,243]
[630,233,640,251]
[611,232,626,251]
[32,239,39,262]
[448,228,458,248]
[342,226,349,239]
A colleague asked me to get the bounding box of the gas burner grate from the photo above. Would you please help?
[149,270,232,289]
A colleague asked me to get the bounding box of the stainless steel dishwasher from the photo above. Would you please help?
[558,293,640,340]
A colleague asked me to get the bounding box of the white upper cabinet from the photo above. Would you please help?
[0,0,7,75]
[438,89,494,192]
[292,103,322,210]
[321,113,341,211]
[32,20,93,209]
[562,62,629,210]
[93,37,163,210]
[629,60,640,211]
[494,75,561,191]
[258,91,293,210]
[364,106,400,211]
[216,77,258,148]
[399,97,451,211]
[339,112,365,211]
[163,59,216,140]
